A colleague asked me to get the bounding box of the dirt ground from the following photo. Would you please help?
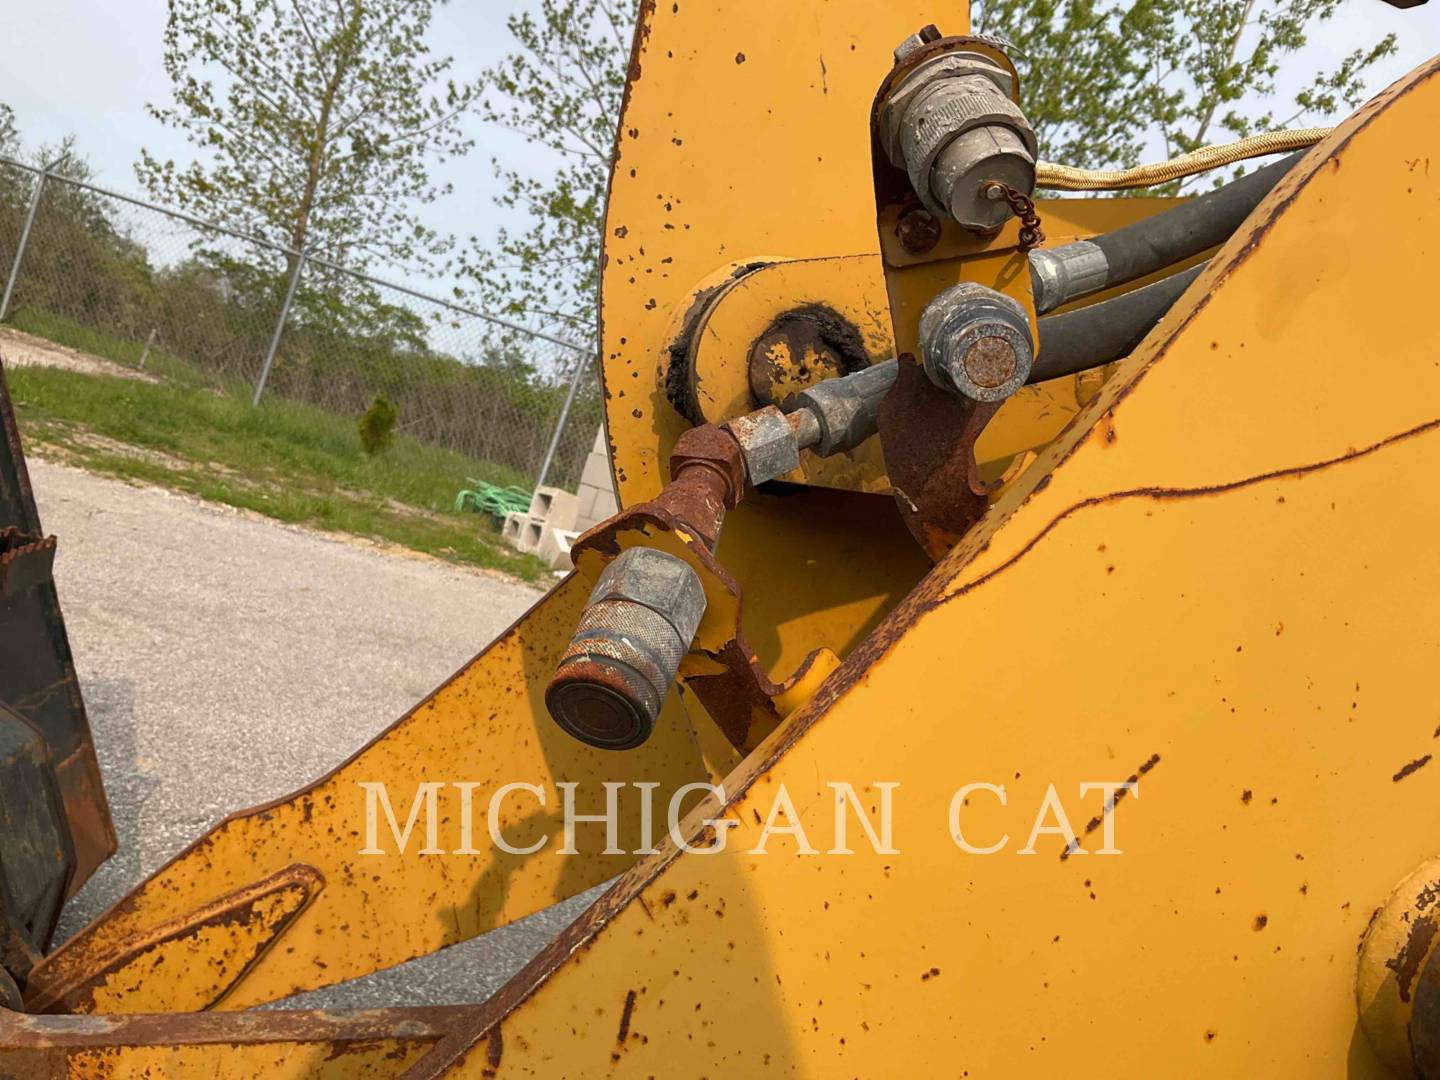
[0,325,159,381]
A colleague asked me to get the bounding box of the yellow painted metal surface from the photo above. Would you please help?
[401,52,1440,1079]
[19,0,1440,1073]
[27,576,734,1012]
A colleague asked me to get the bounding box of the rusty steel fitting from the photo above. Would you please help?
[724,406,801,487]
[879,40,1037,232]
[723,360,901,485]
[918,283,1033,404]
[546,547,707,750]
[651,424,748,550]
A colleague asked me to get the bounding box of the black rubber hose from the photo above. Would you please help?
[1086,152,1299,286]
[1029,151,1302,313]
[1030,262,1206,383]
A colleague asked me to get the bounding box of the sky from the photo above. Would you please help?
[0,0,1438,301]
[0,0,552,294]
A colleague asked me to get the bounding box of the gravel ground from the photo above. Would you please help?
[31,458,601,1009]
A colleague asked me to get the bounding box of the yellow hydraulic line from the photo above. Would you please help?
[1036,127,1331,190]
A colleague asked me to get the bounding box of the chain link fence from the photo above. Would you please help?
[0,157,601,492]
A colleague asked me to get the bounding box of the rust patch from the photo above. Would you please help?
[747,304,871,409]
[1394,755,1432,783]
[486,1023,503,1070]
[877,360,996,560]
[575,423,743,554]
[1062,753,1160,861]
[0,1003,475,1054]
[1389,914,1439,1003]
[617,988,638,1044]
[686,640,829,753]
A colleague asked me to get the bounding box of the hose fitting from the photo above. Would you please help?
[723,361,902,485]
[879,41,1037,232]
[546,547,707,750]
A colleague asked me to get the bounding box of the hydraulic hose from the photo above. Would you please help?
[1035,127,1328,191]
[1028,152,1302,315]
[1030,262,1206,384]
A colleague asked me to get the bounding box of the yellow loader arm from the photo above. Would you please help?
[4,1,1439,1076]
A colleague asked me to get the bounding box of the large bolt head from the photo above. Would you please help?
[918,283,1034,404]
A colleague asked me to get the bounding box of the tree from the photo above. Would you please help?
[0,103,91,180]
[972,0,1397,190]
[460,0,635,348]
[136,0,480,271]
[0,104,17,160]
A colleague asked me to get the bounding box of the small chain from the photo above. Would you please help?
[980,181,1045,252]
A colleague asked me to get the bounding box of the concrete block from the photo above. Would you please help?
[523,517,547,555]
[502,511,533,552]
[574,481,623,532]
[575,485,600,527]
[592,427,608,455]
[538,526,581,571]
[590,486,619,521]
[580,451,613,492]
[527,486,579,532]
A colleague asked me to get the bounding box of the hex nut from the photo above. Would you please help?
[892,24,942,65]
[724,406,801,486]
[878,52,1019,164]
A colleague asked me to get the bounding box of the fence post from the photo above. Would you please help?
[137,327,157,369]
[534,350,592,492]
[0,166,50,324]
[252,250,306,406]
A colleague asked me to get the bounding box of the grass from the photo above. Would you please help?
[6,337,550,584]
